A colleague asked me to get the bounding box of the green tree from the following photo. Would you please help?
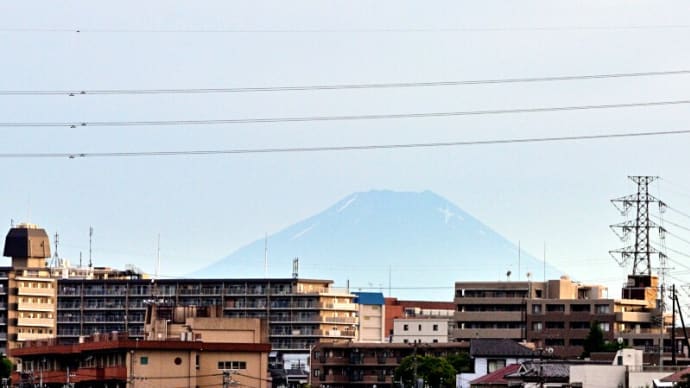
[394,355,457,388]
[582,322,605,357]
[0,356,11,379]
[447,353,472,373]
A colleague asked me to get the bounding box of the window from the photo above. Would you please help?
[418,324,422,331]
[487,359,506,373]
[403,324,409,331]
[598,322,610,332]
[532,322,543,332]
[433,324,439,331]
[532,304,542,314]
[140,356,149,365]
[545,321,565,329]
[218,361,247,370]
[546,304,565,313]
[595,304,611,314]
[313,369,320,377]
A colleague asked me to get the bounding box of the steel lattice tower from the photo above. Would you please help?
[610,176,666,276]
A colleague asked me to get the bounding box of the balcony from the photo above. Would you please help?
[455,311,523,321]
[616,311,652,323]
[17,303,54,312]
[17,317,54,327]
[321,302,357,311]
[17,286,54,297]
[17,332,53,341]
[453,328,523,339]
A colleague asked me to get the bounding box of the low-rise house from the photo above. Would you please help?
[457,339,537,388]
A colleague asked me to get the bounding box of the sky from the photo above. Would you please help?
[1,1,690,299]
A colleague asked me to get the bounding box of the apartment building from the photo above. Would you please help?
[56,277,358,352]
[311,341,469,388]
[384,298,454,340]
[392,317,448,344]
[3,224,57,354]
[3,224,358,359]
[11,331,271,388]
[454,276,667,358]
[353,292,385,343]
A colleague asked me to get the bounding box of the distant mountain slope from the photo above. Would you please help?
[193,190,562,300]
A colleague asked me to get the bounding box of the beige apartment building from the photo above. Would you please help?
[454,275,667,358]
[3,224,57,352]
[353,292,385,343]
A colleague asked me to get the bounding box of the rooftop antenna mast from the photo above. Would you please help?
[156,233,161,279]
[88,226,93,268]
[49,232,60,269]
[264,233,268,277]
[292,257,299,279]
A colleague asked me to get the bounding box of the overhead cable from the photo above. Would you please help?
[0,128,689,159]
[2,69,690,96]
[3,99,690,128]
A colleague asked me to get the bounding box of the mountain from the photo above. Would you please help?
[192,190,563,300]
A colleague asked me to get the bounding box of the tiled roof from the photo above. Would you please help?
[470,339,536,357]
[661,367,690,382]
[470,364,521,385]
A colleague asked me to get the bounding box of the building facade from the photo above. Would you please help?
[353,292,386,343]
[11,332,271,388]
[392,317,448,344]
[311,342,469,388]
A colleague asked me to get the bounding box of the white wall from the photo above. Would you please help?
[393,318,448,344]
[570,365,626,388]
[457,357,527,388]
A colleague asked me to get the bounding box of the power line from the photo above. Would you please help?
[3,99,690,128]
[0,128,689,159]
[3,69,690,96]
[3,25,690,33]
[652,215,690,233]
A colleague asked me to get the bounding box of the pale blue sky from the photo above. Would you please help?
[2,1,690,298]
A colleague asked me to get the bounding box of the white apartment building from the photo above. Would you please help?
[392,317,448,344]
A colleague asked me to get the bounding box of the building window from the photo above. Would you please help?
[418,324,422,331]
[532,304,542,314]
[433,324,439,331]
[403,324,409,331]
[313,369,320,377]
[598,322,610,332]
[433,339,438,343]
[545,339,565,346]
[403,339,409,344]
[218,361,247,370]
[487,359,506,373]
[140,357,148,365]
[532,322,543,332]
[546,304,565,313]
[545,321,565,329]
[595,304,611,314]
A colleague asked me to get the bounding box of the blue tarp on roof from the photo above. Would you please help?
[353,292,385,305]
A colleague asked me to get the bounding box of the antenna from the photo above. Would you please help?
[264,233,268,277]
[292,258,299,279]
[388,265,392,298]
[88,226,93,268]
[156,234,161,279]
[518,241,521,280]
[79,251,83,268]
[543,241,546,283]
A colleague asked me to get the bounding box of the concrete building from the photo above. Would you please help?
[3,224,57,354]
[353,292,385,343]
[11,332,271,388]
[311,341,469,388]
[392,317,448,344]
[453,276,668,359]
[384,298,454,341]
[11,302,272,388]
